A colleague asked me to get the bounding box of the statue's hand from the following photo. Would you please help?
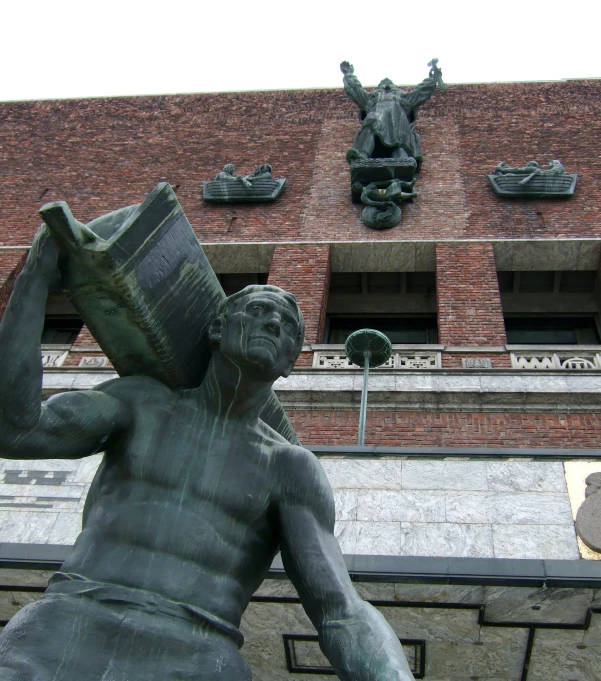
[340,61,354,76]
[26,225,59,280]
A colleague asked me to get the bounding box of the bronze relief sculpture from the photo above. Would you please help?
[488,159,577,197]
[203,163,286,203]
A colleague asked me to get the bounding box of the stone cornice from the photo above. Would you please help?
[41,368,601,412]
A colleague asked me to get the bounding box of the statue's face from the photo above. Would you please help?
[218,291,301,379]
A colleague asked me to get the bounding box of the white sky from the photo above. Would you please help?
[1,0,600,102]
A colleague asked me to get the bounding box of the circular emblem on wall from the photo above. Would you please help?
[575,472,601,553]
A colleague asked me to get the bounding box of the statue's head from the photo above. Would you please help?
[259,164,272,174]
[210,285,305,380]
[223,164,235,174]
[378,78,397,91]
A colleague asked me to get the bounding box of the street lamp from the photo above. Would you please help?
[344,329,392,446]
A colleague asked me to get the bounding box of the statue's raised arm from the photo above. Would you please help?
[428,57,447,90]
[340,60,370,111]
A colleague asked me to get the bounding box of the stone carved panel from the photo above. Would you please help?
[313,351,440,369]
[41,351,68,368]
[462,358,493,369]
[78,356,110,368]
[511,351,601,370]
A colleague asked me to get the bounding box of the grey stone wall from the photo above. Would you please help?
[2,570,599,681]
[0,456,101,545]
[324,459,579,560]
[0,456,579,560]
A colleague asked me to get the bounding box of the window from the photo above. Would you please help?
[42,293,83,345]
[216,273,268,296]
[328,316,438,344]
[327,272,437,344]
[505,316,600,345]
[498,270,600,345]
[498,270,598,295]
[41,316,83,345]
[329,272,436,296]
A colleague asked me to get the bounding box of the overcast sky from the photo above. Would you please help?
[1,0,599,102]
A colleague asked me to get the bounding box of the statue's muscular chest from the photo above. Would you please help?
[115,396,277,522]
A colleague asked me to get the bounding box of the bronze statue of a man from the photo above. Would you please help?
[341,61,439,169]
[0,228,414,680]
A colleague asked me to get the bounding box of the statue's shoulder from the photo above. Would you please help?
[274,442,328,487]
[94,375,175,405]
[255,421,327,488]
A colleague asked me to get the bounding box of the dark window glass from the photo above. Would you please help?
[505,317,600,345]
[329,273,362,294]
[217,273,268,296]
[406,272,436,294]
[328,316,438,344]
[497,271,514,293]
[330,272,436,296]
[559,271,597,293]
[41,316,83,345]
[367,273,401,294]
[519,271,555,293]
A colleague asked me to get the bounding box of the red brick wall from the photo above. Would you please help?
[436,242,508,355]
[0,250,28,318]
[443,353,511,369]
[72,325,97,347]
[289,410,601,449]
[268,244,331,348]
[1,80,600,246]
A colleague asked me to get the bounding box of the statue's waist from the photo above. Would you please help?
[46,572,244,648]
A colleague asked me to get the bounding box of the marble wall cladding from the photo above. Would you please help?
[483,587,594,626]
[335,520,401,556]
[322,458,580,560]
[492,524,580,560]
[0,455,101,545]
[237,591,601,681]
[400,522,494,558]
[527,626,600,681]
[0,454,580,560]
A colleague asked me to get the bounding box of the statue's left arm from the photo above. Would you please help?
[403,76,437,111]
[277,447,415,681]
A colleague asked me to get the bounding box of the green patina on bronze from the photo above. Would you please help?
[40,183,297,444]
[203,164,286,203]
[0,187,416,680]
[345,328,393,368]
[488,160,578,198]
[341,59,446,229]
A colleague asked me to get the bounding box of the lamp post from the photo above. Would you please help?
[344,329,392,446]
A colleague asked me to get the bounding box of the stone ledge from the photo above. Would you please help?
[311,445,601,460]
[2,544,599,588]
[41,369,601,412]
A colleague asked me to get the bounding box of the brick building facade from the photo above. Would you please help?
[1,79,601,679]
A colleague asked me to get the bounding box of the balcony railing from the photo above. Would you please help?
[312,346,442,369]
[510,349,601,370]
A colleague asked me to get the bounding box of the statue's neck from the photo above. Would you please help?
[193,353,273,425]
